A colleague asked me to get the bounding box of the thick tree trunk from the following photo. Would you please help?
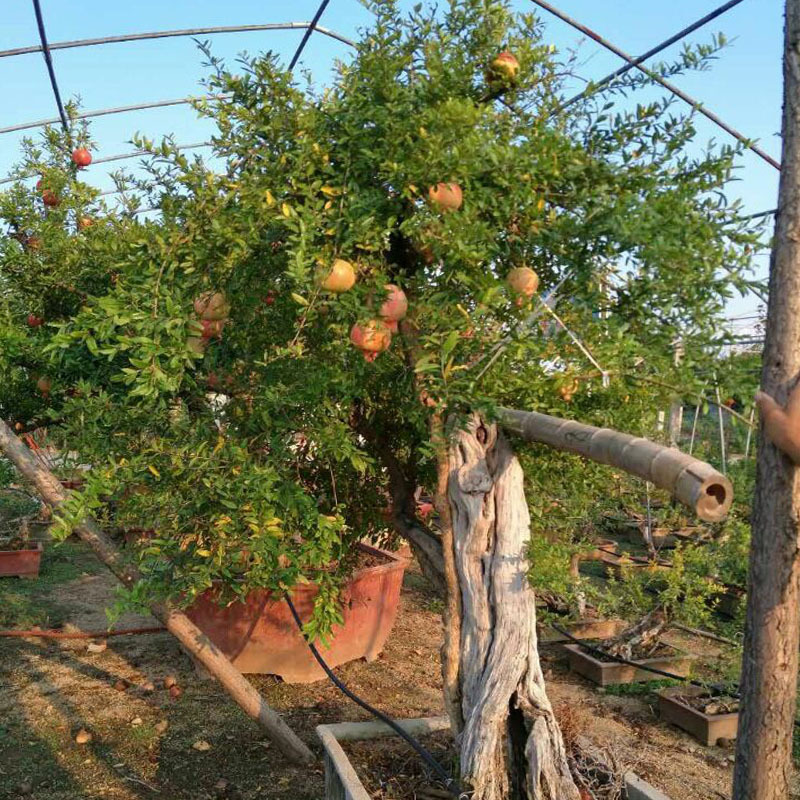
[732,3,800,797]
[0,418,314,765]
[447,415,580,800]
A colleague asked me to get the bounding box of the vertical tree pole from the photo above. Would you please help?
[733,3,800,797]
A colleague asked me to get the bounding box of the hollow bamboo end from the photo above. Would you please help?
[694,474,734,522]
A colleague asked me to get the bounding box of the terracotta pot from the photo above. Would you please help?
[0,542,43,579]
[185,544,408,683]
[658,686,738,746]
[564,642,695,686]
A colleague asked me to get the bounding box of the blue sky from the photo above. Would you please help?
[0,0,783,320]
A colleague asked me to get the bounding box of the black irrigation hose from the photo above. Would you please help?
[31,0,69,133]
[283,594,466,799]
[555,0,747,115]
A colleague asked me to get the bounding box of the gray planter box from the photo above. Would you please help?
[316,715,672,799]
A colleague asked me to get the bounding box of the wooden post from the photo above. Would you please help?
[732,2,800,797]
[0,418,314,765]
[667,340,684,448]
[497,407,733,522]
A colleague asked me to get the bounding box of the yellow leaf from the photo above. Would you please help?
[324,228,335,236]
[537,197,546,212]
[407,184,418,194]
[196,549,211,557]
[147,465,160,478]
[324,200,333,211]
[320,186,340,197]
[213,435,225,454]
[264,190,275,207]
[291,293,309,306]
[281,202,291,218]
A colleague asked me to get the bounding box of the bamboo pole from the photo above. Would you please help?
[0,418,314,765]
[497,407,733,522]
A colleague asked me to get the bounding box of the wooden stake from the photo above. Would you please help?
[497,407,733,522]
[733,2,800,796]
[0,418,314,765]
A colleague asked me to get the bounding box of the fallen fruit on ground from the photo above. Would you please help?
[75,729,92,744]
[322,258,356,292]
[163,674,177,689]
[427,182,463,211]
[26,314,43,327]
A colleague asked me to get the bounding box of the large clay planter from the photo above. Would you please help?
[564,642,695,687]
[658,686,738,746]
[185,544,408,683]
[0,543,43,579]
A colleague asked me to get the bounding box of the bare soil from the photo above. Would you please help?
[0,540,796,800]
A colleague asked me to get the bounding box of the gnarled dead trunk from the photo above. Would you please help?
[446,415,580,800]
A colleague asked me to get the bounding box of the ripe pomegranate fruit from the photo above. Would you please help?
[322,259,356,293]
[350,319,392,356]
[41,189,60,207]
[36,376,52,396]
[379,284,408,321]
[487,51,520,84]
[427,182,463,212]
[507,266,539,298]
[201,319,224,339]
[194,291,230,321]
[27,314,44,327]
[71,148,92,168]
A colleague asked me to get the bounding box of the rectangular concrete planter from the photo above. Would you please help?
[316,716,672,800]
[0,542,43,579]
[538,617,627,644]
[658,686,738,746]
[185,544,408,683]
[564,643,695,686]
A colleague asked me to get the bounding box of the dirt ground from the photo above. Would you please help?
[0,541,795,800]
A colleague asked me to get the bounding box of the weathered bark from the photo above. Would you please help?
[0,418,314,765]
[605,608,668,661]
[448,415,579,800]
[732,3,800,797]
[433,417,464,735]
